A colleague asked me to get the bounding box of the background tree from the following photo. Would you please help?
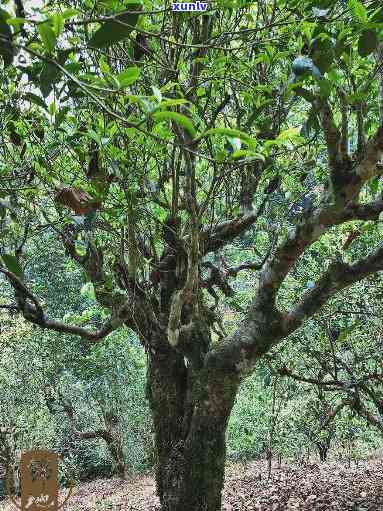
[0,240,152,484]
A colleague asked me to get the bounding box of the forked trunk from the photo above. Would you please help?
[146,336,238,511]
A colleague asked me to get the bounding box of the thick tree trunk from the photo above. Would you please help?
[146,335,239,511]
[159,415,227,511]
[146,341,189,503]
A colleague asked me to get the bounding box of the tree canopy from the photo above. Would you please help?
[1,0,383,509]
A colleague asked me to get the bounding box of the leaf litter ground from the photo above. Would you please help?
[0,459,382,510]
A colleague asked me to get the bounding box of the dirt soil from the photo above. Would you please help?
[1,459,383,510]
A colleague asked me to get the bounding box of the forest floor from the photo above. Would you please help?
[1,458,383,510]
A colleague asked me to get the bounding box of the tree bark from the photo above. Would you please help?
[316,442,329,462]
[103,413,128,480]
[146,333,239,511]
[105,434,127,479]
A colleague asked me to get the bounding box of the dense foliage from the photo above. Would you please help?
[1,0,383,509]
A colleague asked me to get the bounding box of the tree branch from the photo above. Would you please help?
[256,196,383,315]
[202,197,267,254]
[277,366,344,389]
[59,395,111,441]
[167,149,200,347]
[316,98,342,171]
[284,243,383,334]
[207,200,383,376]
[339,89,349,159]
[354,124,383,182]
[0,304,18,312]
[351,391,383,433]
[320,399,350,429]
[0,267,127,342]
[225,234,276,277]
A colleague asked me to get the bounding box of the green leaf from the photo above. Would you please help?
[51,13,64,38]
[6,17,26,27]
[265,127,302,149]
[152,111,196,137]
[203,127,258,149]
[358,29,378,57]
[40,63,60,97]
[39,50,70,97]
[1,254,23,278]
[368,176,379,194]
[80,282,96,300]
[48,102,56,115]
[99,58,111,75]
[117,66,140,87]
[87,129,102,145]
[55,106,70,128]
[276,127,301,142]
[318,78,332,98]
[160,99,189,108]
[23,92,48,110]
[370,8,383,23]
[75,240,87,257]
[62,8,80,20]
[37,21,57,53]
[65,62,81,73]
[348,0,368,23]
[231,150,265,161]
[88,6,141,49]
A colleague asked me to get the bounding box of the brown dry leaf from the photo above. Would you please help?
[55,186,102,215]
